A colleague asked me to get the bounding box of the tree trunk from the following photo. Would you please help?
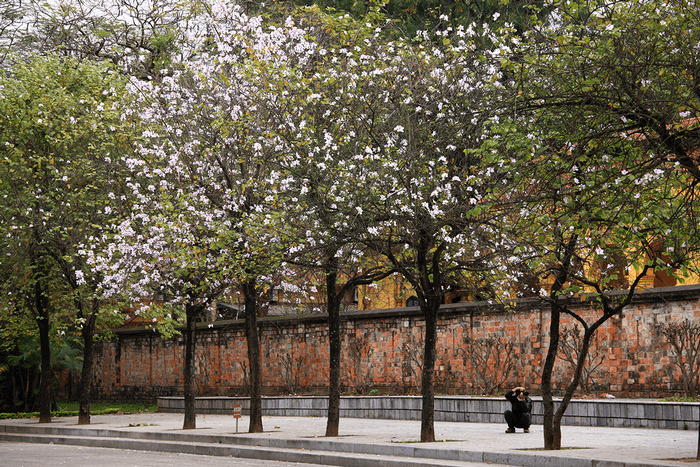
[36,311,52,424]
[419,302,439,443]
[33,258,52,424]
[325,259,341,437]
[541,301,560,449]
[78,305,97,425]
[182,304,199,430]
[697,414,700,460]
[551,328,594,439]
[542,234,577,450]
[243,280,263,433]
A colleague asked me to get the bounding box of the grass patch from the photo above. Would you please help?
[660,396,699,403]
[0,401,158,420]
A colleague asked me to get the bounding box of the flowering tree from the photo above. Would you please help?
[1,0,199,425]
[484,0,700,449]
[307,18,506,442]
[270,8,400,437]
[490,135,698,449]
[110,0,319,431]
[98,146,232,431]
[0,54,132,423]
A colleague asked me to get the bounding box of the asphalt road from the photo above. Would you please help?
[0,442,330,467]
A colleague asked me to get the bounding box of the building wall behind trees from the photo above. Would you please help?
[87,286,700,402]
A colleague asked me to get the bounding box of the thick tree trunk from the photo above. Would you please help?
[78,307,97,425]
[182,304,199,430]
[420,303,439,443]
[243,280,263,433]
[325,260,341,437]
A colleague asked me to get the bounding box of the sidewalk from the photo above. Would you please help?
[0,412,697,467]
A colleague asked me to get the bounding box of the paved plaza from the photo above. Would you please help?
[1,412,697,467]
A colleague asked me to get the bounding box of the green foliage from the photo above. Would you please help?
[51,335,83,372]
[0,52,131,283]
[5,335,40,371]
[0,326,83,413]
[512,0,700,183]
[291,0,547,37]
[482,0,700,303]
[148,25,180,75]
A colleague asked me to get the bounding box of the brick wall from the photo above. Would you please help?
[89,285,700,402]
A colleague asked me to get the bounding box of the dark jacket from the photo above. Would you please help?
[505,390,532,416]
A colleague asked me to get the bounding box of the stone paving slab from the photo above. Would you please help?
[1,413,697,467]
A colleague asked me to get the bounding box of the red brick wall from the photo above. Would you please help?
[89,286,700,402]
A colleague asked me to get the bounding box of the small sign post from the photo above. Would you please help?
[233,404,242,434]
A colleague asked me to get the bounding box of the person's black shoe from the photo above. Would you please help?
[505,427,515,433]
[523,428,530,433]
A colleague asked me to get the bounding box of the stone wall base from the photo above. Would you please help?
[157,395,699,430]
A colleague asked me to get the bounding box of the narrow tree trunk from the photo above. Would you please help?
[37,311,52,424]
[541,301,560,449]
[243,280,263,433]
[420,303,439,443]
[33,260,52,424]
[696,414,699,460]
[325,259,341,437]
[182,304,198,430]
[551,328,594,440]
[542,234,577,450]
[78,307,97,425]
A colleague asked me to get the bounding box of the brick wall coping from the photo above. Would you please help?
[157,395,699,430]
[116,284,700,335]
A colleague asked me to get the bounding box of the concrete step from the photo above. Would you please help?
[0,431,510,467]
